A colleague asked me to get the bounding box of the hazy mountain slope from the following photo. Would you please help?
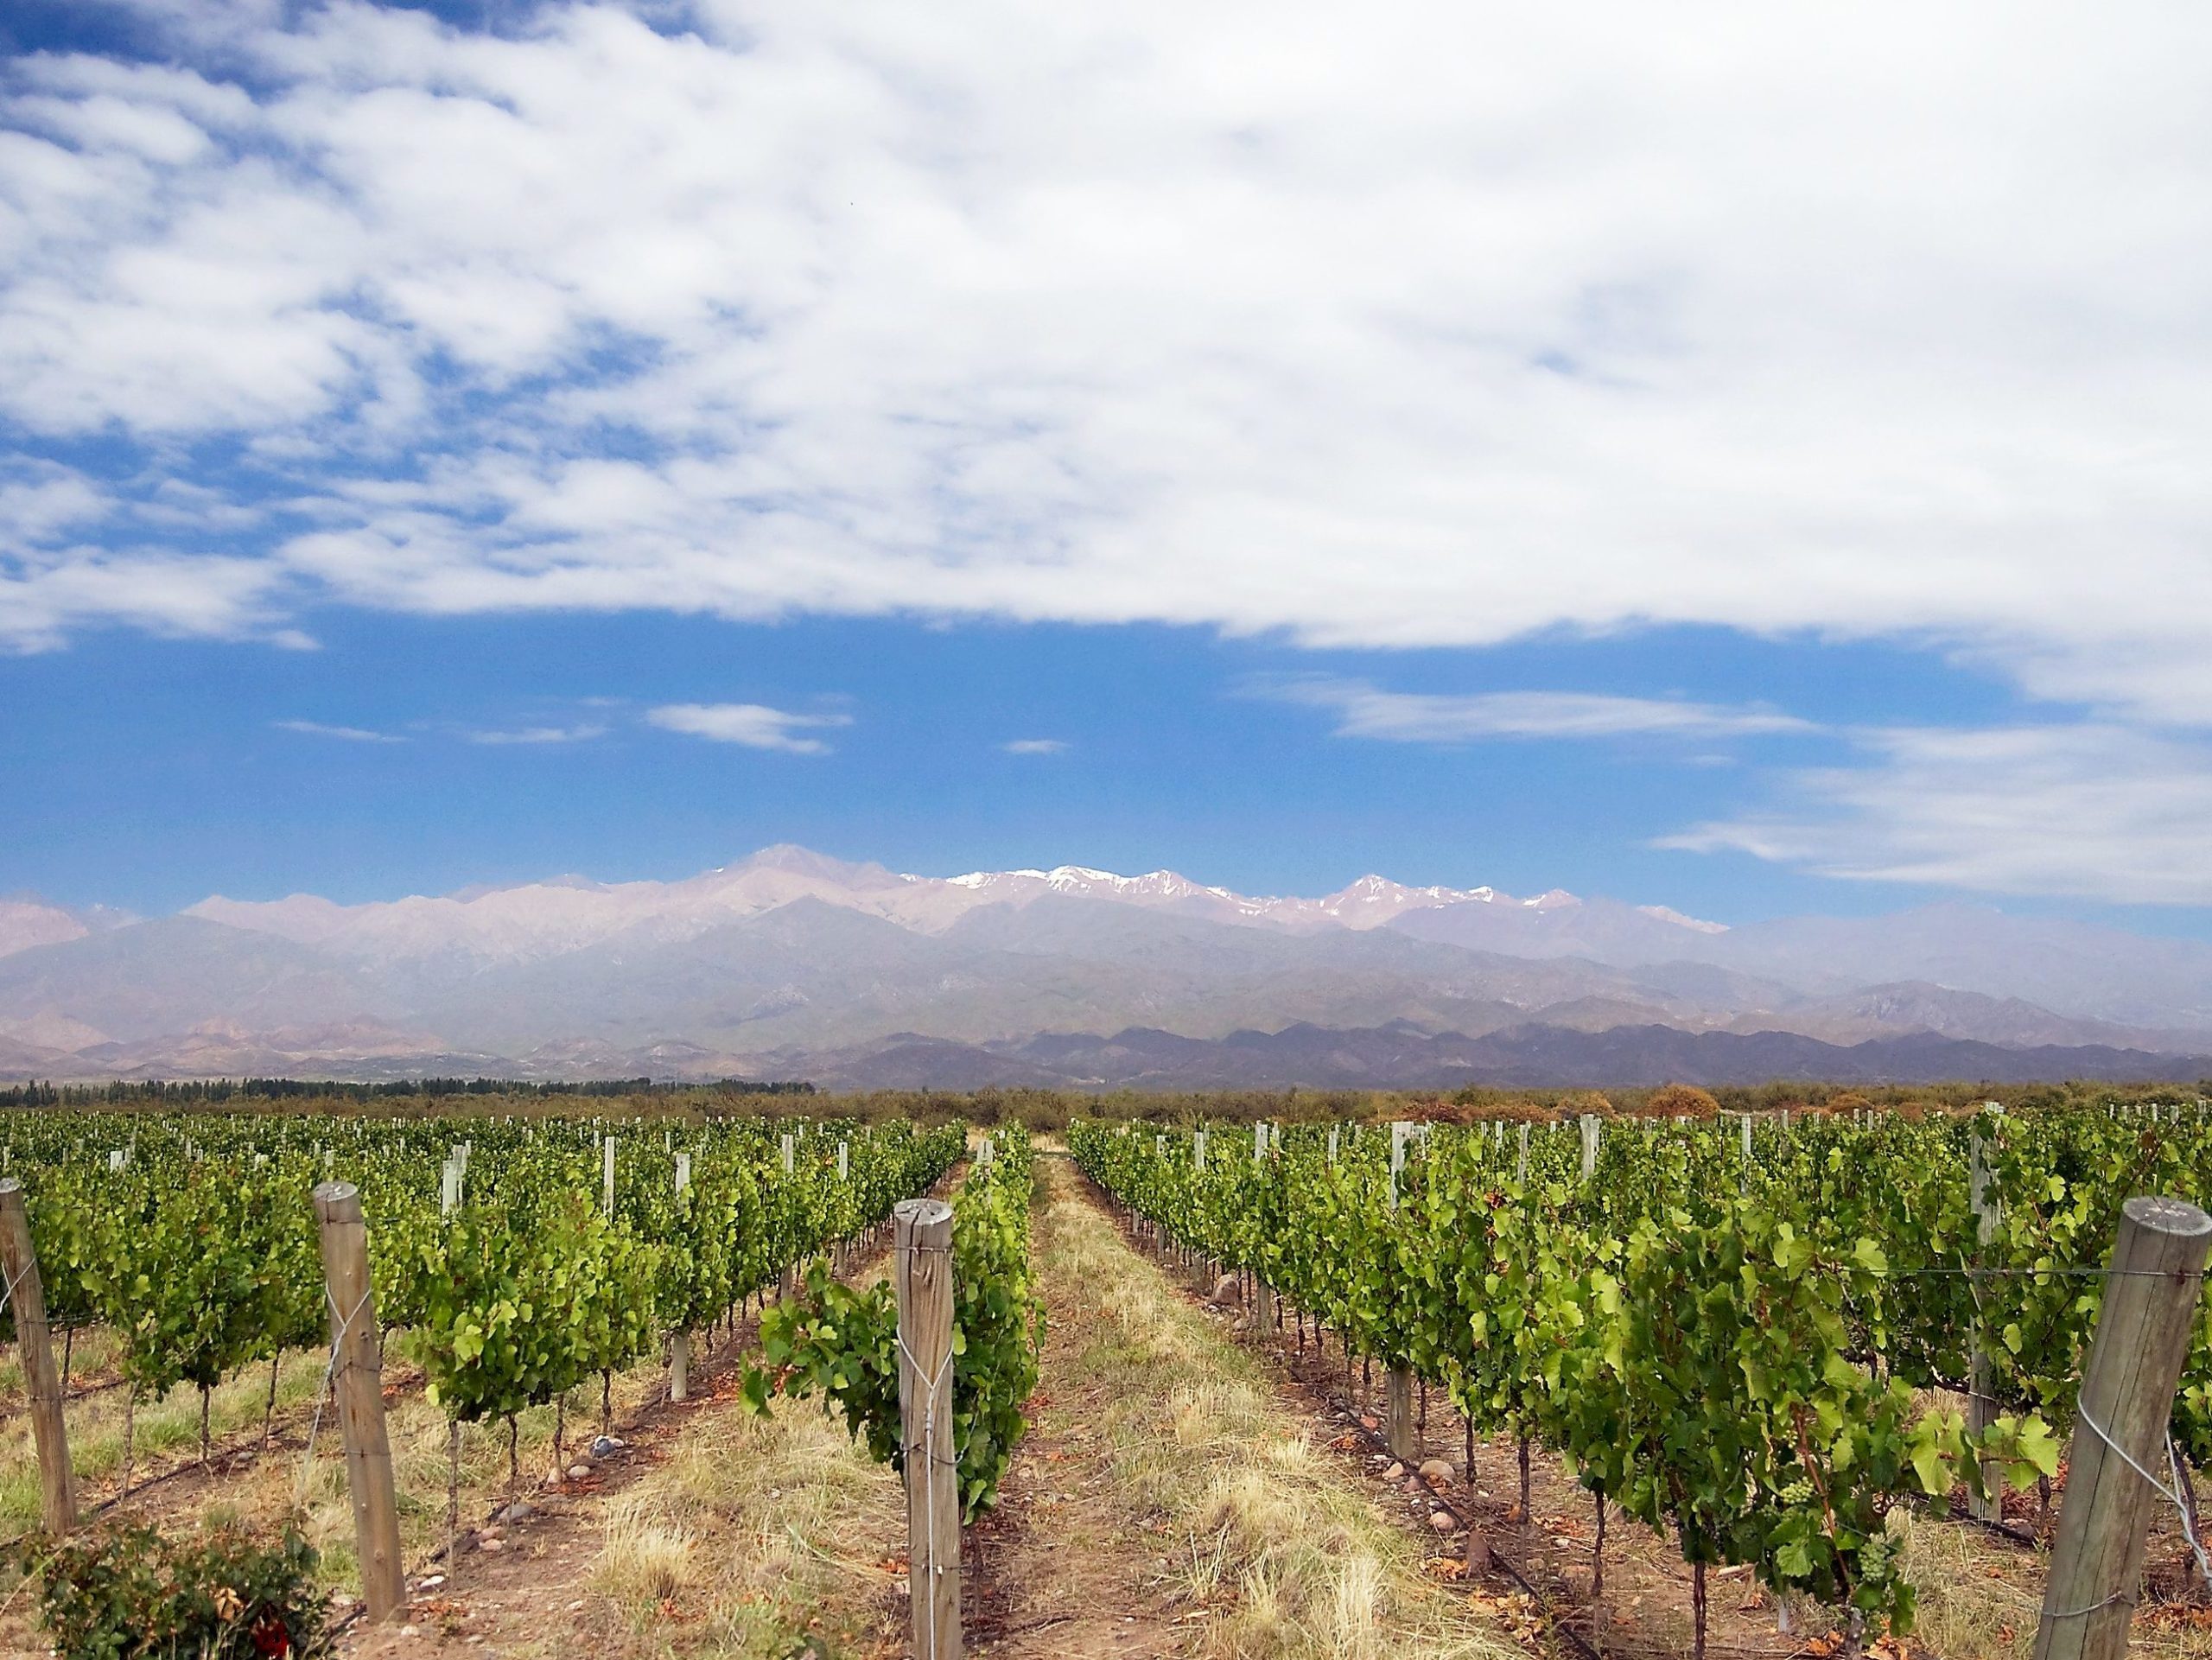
[1396,896,2212,1031]
[1389,893,1742,964]
[0,898,94,960]
[408,896,1675,1053]
[405,898,1048,1053]
[1695,906,2212,1029]
[1720,982,2198,1050]
[771,1021,2212,1091]
[0,918,396,1042]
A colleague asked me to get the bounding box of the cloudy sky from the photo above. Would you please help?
[3,0,2209,926]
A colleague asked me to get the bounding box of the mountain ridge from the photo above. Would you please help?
[4,845,2210,1086]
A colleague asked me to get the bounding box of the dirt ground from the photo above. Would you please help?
[958,1168,1223,1660]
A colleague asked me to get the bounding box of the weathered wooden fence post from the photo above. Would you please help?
[1386,1366,1419,1462]
[313,1180,405,1625]
[2031,1195,2212,1660]
[1967,1110,2005,1522]
[0,1179,76,1535]
[894,1197,960,1660]
[1383,1122,1421,1457]
[779,1132,798,1300]
[670,1152,693,1402]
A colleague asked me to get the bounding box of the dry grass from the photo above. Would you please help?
[575,1267,906,1658]
[1890,1503,2212,1660]
[588,1404,905,1656]
[1890,1509,2043,1660]
[1039,1157,1512,1660]
[0,1340,333,1538]
[0,1313,737,1585]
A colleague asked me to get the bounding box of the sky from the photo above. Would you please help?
[3,0,2211,932]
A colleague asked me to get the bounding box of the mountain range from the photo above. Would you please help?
[3,846,2209,1091]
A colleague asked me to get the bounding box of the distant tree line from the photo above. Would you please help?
[0,1073,2202,1126]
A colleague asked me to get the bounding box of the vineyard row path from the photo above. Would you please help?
[964,1152,1516,1660]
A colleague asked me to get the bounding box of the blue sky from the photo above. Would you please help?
[5,0,2212,932]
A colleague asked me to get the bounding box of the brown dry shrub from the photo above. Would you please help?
[1558,1090,1615,1118]
[1643,1083,1723,1120]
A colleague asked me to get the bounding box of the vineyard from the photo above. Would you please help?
[1071,1103,2212,1656]
[0,1112,960,1530]
[0,1095,2207,1659]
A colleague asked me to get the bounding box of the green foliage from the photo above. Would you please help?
[18,1518,332,1660]
[747,1262,903,1466]
[747,1130,1044,1523]
[405,1192,658,1424]
[1070,1108,2109,1644]
[3,1111,963,1453]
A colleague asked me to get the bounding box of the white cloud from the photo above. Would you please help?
[1660,725,2212,906]
[645,702,850,754]
[272,717,400,742]
[1001,738,1069,754]
[1,1,2210,727]
[464,722,608,746]
[1,549,290,652]
[1259,677,1810,742]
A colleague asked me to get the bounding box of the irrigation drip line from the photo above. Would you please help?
[1950,1504,2040,1549]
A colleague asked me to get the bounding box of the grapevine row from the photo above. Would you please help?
[3,1111,964,1480]
[1070,1106,2207,1647]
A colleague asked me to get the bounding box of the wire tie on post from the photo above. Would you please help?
[297,1286,372,1504]
[2067,1400,2212,1587]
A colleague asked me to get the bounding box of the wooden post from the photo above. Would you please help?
[894,1198,960,1660]
[671,1153,693,1402]
[0,1180,76,1535]
[1387,1366,1418,1461]
[2031,1196,2212,1660]
[1967,1116,2004,1522]
[313,1181,405,1625]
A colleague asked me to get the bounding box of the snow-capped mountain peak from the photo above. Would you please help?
[153,846,1633,969]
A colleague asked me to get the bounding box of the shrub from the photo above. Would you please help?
[1643,1082,1722,1119]
[21,1518,332,1660]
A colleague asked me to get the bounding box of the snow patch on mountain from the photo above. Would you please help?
[175,845,1589,967]
[1637,904,1731,935]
